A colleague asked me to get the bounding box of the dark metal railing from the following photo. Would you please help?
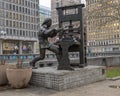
[0,51,120,61]
[0,52,79,61]
[88,51,120,57]
[0,54,34,60]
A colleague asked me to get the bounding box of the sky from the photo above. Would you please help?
[39,0,86,8]
[39,0,51,8]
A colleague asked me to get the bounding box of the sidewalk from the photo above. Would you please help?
[0,79,120,96]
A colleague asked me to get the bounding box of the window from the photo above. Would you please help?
[23,30,25,36]
[10,29,12,35]
[13,5,15,11]
[13,29,16,36]
[9,4,12,10]
[16,6,18,11]
[6,20,8,26]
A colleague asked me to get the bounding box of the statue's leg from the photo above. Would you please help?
[29,49,46,67]
[48,45,59,54]
[48,45,62,65]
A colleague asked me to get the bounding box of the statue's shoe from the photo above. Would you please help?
[32,67,38,69]
[29,62,37,69]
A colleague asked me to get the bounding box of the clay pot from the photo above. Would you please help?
[0,64,16,85]
[6,67,32,88]
[0,65,8,85]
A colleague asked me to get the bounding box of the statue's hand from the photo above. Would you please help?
[56,28,64,32]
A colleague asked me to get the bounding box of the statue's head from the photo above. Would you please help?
[42,18,52,28]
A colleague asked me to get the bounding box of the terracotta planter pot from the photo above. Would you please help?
[0,64,15,85]
[0,65,8,85]
[6,68,32,89]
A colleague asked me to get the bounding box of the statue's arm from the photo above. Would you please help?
[38,27,55,37]
[38,26,62,37]
[44,28,63,36]
[44,29,56,36]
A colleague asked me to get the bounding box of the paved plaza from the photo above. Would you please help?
[0,79,120,96]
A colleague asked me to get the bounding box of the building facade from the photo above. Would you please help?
[86,0,120,54]
[40,5,51,26]
[0,0,39,54]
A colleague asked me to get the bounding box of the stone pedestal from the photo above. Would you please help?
[30,66,106,91]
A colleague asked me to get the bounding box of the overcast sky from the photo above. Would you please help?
[39,0,86,8]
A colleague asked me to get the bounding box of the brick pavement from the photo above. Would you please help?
[0,79,120,96]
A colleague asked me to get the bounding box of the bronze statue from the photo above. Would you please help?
[30,18,74,70]
[30,4,86,70]
[30,18,60,68]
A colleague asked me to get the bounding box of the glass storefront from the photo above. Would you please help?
[2,40,19,54]
[2,40,34,54]
[36,42,39,53]
[22,41,33,54]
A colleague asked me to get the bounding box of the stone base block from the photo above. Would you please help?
[30,66,106,91]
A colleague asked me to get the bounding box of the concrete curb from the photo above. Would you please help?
[107,76,120,81]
